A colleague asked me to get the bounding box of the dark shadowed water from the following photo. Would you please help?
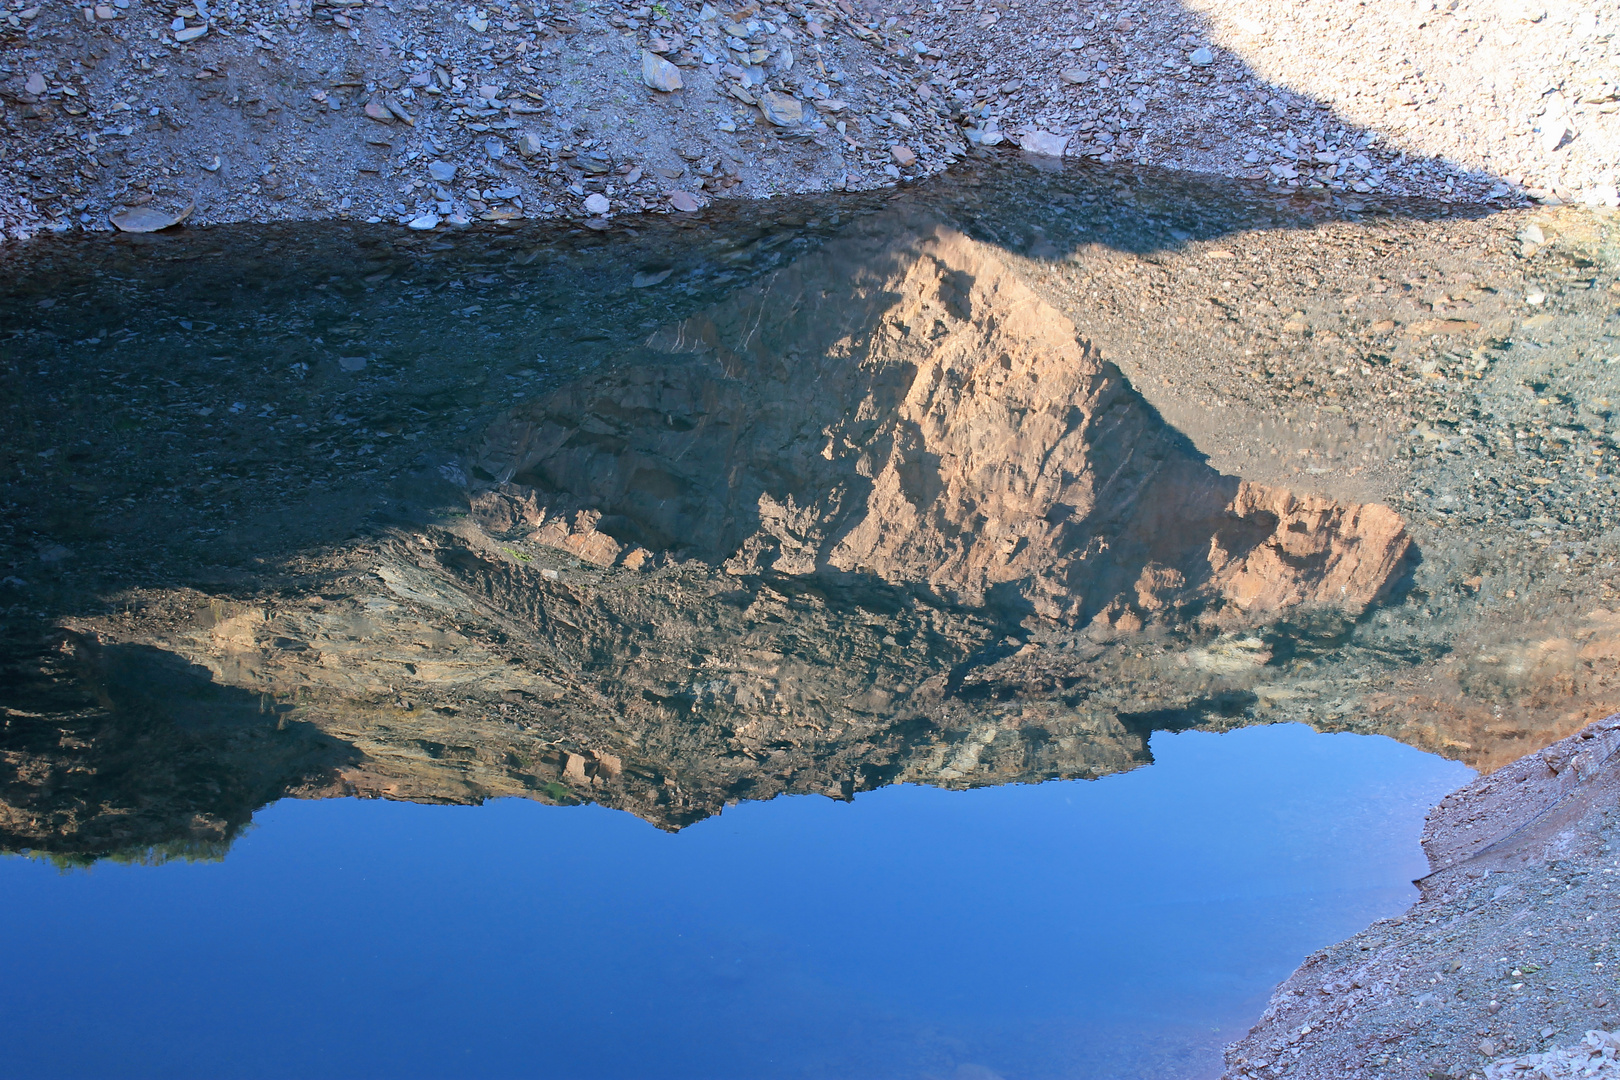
[1,160,1614,1078]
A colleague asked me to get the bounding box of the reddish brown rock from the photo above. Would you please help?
[474,218,1410,632]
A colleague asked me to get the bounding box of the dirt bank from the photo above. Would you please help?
[2,0,1615,240]
[1225,716,1620,1080]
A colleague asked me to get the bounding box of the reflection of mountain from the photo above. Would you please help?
[470,219,1409,631]
[3,595,1162,859]
[2,210,1415,862]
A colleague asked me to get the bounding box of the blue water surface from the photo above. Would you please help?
[0,723,1470,1080]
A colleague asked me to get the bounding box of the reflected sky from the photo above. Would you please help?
[0,724,1470,1080]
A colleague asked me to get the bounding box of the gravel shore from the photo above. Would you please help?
[2,0,1614,240]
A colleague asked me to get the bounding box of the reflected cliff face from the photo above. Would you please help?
[470,221,1408,629]
[2,161,1616,862]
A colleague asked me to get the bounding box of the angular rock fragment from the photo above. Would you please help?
[1018,129,1069,157]
[757,90,802,126]
[385,96,413,125]
[109,200,195,233]
[641,49,683,92]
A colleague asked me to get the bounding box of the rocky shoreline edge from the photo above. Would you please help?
[4,0,1614,243]
[1225,717,1620,1080]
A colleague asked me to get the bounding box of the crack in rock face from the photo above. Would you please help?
[470,217,1411,634]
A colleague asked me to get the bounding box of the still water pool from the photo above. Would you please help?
[0,724,1467,1080]
[2,161,1615,1078]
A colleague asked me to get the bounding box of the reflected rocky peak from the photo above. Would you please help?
[467,217,1409,631]
[12,169,1614,866]
[0,206,1418,862]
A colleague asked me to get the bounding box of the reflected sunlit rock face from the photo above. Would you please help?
[471,220,1410,630]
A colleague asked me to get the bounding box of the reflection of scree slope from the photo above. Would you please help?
[474,219,1411,630]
